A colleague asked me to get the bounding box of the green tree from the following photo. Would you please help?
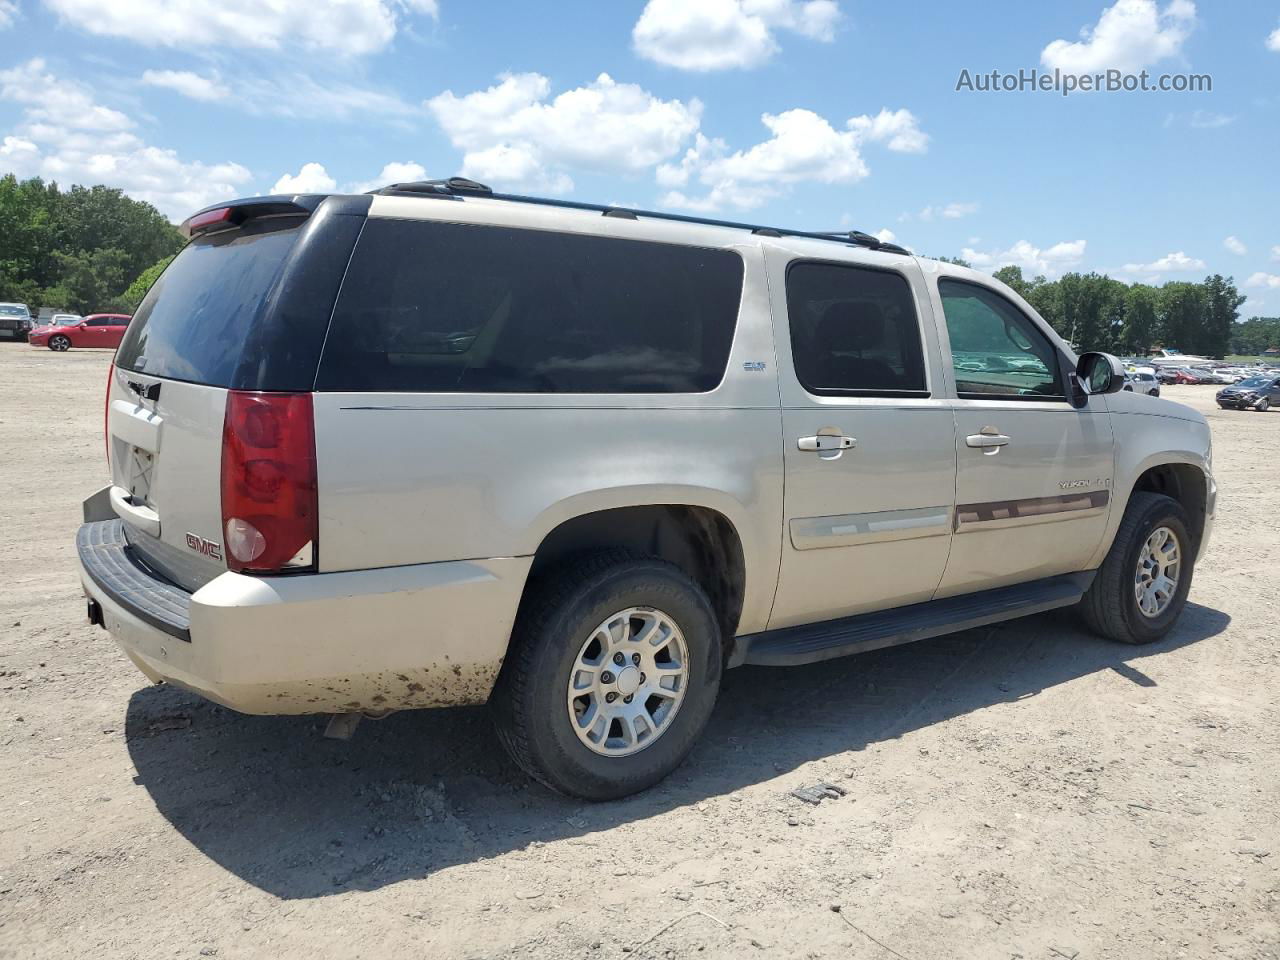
[1230,316,1280,355]
[1159,282,1205,354]
[1199,274,1245,359]
[1121,284,1159,354]
[120,255,174,311]
[0,174,183,313]
[51,247,133,314]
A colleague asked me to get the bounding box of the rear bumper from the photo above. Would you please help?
[77,518,531,715]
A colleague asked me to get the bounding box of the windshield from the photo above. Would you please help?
[52,316,80,326]
[0,305,28,317]
[1239,376,1271,388]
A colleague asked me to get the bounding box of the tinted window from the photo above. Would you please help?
[785,262,927,396]
[938,279,1064,400]
[116,219,303,385]
[317,219,743,393]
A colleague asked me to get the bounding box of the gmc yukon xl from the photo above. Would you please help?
[77,179,1215,799]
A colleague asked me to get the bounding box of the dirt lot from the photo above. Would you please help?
[1,344,1276,960]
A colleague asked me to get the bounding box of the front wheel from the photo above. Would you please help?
[491,553,722,800]
[1079,492,1194,645]
[1256,398,1270,412]
[48,335,70,351]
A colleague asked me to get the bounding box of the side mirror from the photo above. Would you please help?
[1077,352,1126,396]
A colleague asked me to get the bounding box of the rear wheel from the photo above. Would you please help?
[491,552,722,800]
[1079,492,1194,645]
[49,335,70,351]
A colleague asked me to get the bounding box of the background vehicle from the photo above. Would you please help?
[1123,371,1160,397]
[29,313,130,351]
[76,183,1216,800]
[1216,375,1280,411]
[0,302,33,341]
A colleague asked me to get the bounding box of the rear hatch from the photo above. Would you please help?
[107,195,368,591]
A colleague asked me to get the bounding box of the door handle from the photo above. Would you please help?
[965,428,1010,455]
[798,435,856,452]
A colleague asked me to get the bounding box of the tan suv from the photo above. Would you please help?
[78,179,1215,799]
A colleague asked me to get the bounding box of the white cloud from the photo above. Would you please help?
[1268,24,1280,51]
[0,1,18,28]
[1246,272,1280,289]
[230,72,417,122]
[0,58,249,217]
[427,72,701,193]
[1223,235,1247,255]
[874,228,898,244]
[349,161,427,193]
[911,201,979,222]
[1041,0,1196,73]
[141,69,228,102]
[1272,245,1280,261]
[962,239,1088,277]
[1189,110,1233,129]
[271,162,336,194]
[846,108,929,154]
[42,0,438,56]
[1,58,132,132]
[1121,250,1206,275]
[661,106,926,211]
[633,0,840,71]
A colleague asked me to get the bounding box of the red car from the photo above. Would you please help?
[29,313,131,351]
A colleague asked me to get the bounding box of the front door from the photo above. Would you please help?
[767,251,957,630]
[931,277,1114,597]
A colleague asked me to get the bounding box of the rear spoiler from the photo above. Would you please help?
[179,195,328,238]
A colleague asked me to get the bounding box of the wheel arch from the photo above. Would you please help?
[523,495,755,660]
[1092,446,1212,569]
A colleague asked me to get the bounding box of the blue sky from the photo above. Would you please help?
[2,0,1279,315]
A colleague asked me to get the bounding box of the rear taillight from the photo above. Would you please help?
[220,391,318,574]
[104,363,113,467]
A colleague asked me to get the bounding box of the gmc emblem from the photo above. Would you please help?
[185,533,223,561]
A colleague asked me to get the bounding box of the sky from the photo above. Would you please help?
[1,0,1279,315]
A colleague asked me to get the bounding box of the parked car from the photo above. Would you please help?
[28,313,130,351]
[0,301,33,340]
[1169,368,1204,385]
[1123,371,1160,397]
[76,181,1216,800]
[1216,374,1280,411]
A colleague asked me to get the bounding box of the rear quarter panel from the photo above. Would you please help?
[312,238,785,635]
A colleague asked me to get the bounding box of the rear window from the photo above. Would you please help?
[315,219,744,393]
[115,219,304,386]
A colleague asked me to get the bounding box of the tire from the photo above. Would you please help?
[1079,492,1195,645]
[491,552,723,800]
[49,335,70,351]
[1256,398,1270,412]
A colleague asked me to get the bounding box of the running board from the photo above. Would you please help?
[730,572,1095,668]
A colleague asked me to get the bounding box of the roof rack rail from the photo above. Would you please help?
[370,177,912,256]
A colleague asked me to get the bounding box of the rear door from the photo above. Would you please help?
[766,250,957,629]
[108,198,366,591]
[930,276,1114,596]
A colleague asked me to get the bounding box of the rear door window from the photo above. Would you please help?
[785,261,929,397]
[316,219,744,393]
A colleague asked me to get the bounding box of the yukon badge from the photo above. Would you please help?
[185,532,223,560]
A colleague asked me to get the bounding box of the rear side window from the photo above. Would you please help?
[116,219,303,386]
[316,219,744,393]
[785,261,928,397]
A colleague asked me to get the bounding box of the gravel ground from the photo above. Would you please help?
[1,344,1277,960]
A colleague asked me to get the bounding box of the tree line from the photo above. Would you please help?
[0,174,182,315]
[977,264,1261,359]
